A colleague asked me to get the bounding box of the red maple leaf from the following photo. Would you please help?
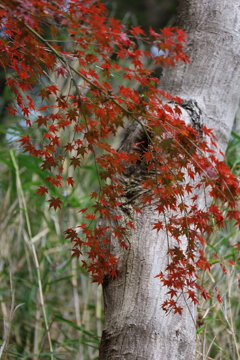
[153,221,164,233]
[69,157,81,169]
[84,214,96,220]
[36,186,48,196]
[66,177,74,187]
[48,197,63,210]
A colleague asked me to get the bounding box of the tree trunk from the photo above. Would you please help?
[99,1,240,359]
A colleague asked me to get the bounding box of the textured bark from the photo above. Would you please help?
[161,0,240,152]
[99,1,240,359]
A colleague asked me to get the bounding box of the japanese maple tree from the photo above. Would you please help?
[1,0,240,358]
[1,0,239,310]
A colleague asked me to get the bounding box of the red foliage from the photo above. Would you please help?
[1,0,240,311]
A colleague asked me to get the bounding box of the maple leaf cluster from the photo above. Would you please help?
[1,0,240,312]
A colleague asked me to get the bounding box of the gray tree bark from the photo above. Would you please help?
[99,1,240,359]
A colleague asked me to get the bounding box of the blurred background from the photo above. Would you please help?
[0,1,240,359]
[104,0,178,31]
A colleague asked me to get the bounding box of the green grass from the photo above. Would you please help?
[0,146,102,360]
[196,130,240,360]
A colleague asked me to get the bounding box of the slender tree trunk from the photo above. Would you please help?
[99,1,240,359]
